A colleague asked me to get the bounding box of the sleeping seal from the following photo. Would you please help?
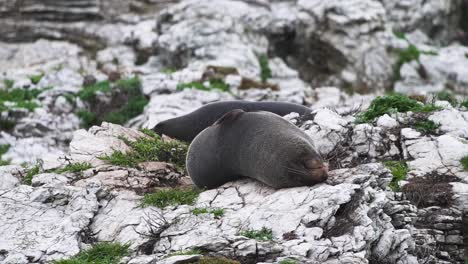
[186,109,328,189]
[153,101,311,142]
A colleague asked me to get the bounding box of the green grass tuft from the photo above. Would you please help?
[23,164,41,185]
[77,110,98,129]
[141,188,200,208]
[460,156,468,171]
[191,207,225,217]
[392,29,406,40]
[168,249,202,256]
[393,44,437,80]
[357,93,442,123]
[240,227,273,241]
[435,90,458,106]
[3,79,14,89]
[0,144,11,166]
[53,242,130,264]
[0,87,44,112]
[258,55,272,83]
[461,99,468,108]
[413,119,440,134]
[56,162,92,174]
[78,81,111,103]
[30,74,44,85]
[102,96,148,125]
[177,79,230,92]
[279,259,297,264]
[200,257,240,264]
[99,134,188,172]
[115,77,141,93]
[383,161,408,192]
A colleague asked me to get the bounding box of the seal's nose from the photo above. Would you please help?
[305,159,329,182]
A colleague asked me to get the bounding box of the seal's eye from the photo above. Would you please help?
[304,159,323,169]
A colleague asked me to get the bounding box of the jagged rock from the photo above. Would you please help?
[382,0,462,43]
[395,45,468,95]
[69,122,145,166]
[0,182,99,262]
[146,163,416,263]
[0,165,23,190]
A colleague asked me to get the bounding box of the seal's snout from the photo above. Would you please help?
[304,159,328,182]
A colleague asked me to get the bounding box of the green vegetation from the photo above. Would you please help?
[435,90,458,106]
[258,55,272,83]
[357,93,441,123]
[99,133,188,172]
[0,87,45,112]
[76,110,98,129]
[177,79,230,92]
[199,257,240,264]
[53,242,129,264]
[383,161,408,192]
[0,144,11,166]
[141,188,200,208]
[393,44,437,80]
[460,156,468,171]
[102,96,148,125]
[392,29,406,40]
[77,80,111,103]
[279,259,297,264]
[56,162,92,174]
[191,207,225,217]
[30,74,44,85]
[76,77,148,128]
[413,119,440,134]
[240,227,273,241]
[461,99,468,108]
[168,249,203,256]
[23,164,41,185]
[3,79,14,89]
[162,68,176,74]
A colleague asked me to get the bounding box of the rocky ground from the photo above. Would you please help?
[0,0,467,263]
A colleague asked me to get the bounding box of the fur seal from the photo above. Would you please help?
[186,109,328,189]
[153,101,311,142]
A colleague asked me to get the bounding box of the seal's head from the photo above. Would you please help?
[282,145,328,187]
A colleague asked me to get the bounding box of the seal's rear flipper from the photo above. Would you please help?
[214,109,245,125]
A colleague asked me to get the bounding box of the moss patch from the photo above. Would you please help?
[258,55,272,83]
[0,87,44,112]
[53,242,129,264]
[76,110,98,129]
[383,161,408,192]
[0,144,11,166]
[240,227,273,241]
[141,188,200,208]
[78,80,111,104]
[461,156,468,171]
[357,93,442,123]
[99,132,188,172]
[3,79,14,89]
[412,119,440,135]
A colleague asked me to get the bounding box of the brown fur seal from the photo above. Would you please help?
[153,101,311,142]
[186,109,328,189]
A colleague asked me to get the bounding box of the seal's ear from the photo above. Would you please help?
[214,109,245,125]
